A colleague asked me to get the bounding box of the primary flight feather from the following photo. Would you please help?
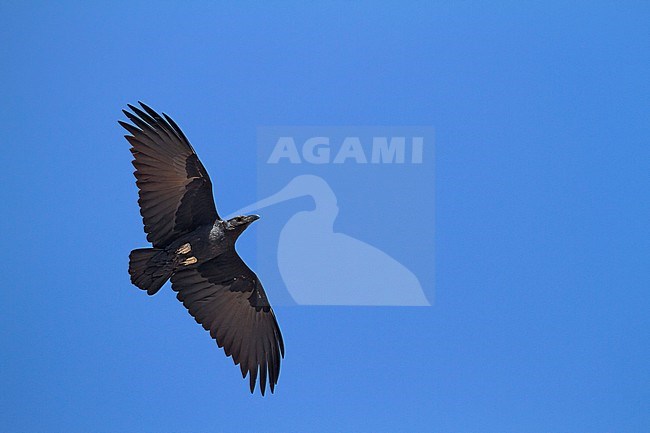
[119,102,284,395]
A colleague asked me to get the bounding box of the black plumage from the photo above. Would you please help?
[120,102,284,395]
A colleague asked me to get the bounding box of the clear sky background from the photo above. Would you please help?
[1,2,649,432]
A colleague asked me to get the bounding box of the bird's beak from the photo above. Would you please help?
[247,214,260,223]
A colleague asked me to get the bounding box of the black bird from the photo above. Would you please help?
[119,102,284,395]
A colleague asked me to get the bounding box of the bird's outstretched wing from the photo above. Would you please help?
[171,251,285,395]
[119,102,219,248]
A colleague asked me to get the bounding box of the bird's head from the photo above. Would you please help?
[225,214,260,236]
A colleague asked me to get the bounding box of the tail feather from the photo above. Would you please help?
[128,248,173,295]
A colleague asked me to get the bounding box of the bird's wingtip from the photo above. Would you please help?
[138,101,154,112]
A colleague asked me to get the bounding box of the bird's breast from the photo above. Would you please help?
[169,224,226,264]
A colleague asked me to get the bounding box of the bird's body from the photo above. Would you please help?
[169,221,228,264]
[120,102,283,395]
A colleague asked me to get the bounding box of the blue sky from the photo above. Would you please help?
[1,2,649,432]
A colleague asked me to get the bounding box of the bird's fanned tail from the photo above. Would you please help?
[129,248,174,295]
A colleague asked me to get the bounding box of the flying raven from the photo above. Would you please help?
[119,102,284,395]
